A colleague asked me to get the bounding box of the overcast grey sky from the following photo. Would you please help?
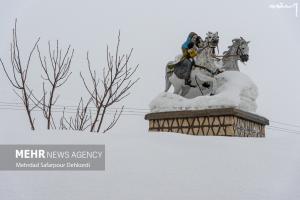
[0,0,299,135]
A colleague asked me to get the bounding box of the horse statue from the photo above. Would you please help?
[165,31,221,96]
[182,37,251,98]
[218,37,250,71]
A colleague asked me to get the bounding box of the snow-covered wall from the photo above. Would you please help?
[150,71,258,113]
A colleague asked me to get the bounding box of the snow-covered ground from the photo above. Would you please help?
[151,71,258,113]
[0,124,299,200]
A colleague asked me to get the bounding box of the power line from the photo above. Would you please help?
[270,120,300,128]
[0,107,145,116]
[0,104,147,114]
[267,126,300,134]
[2,105,300,134]
[269,125,300,132]
[0,101,150,112]
[0,101,148,117]
[1,101,300,134]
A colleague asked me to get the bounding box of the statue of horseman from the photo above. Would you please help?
[165,31,224,96]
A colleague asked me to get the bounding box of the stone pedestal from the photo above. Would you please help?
[144,108,269,137]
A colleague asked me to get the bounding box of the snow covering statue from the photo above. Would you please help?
[152,34,257,113]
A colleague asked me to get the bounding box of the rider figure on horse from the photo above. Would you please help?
[181,32,203,87]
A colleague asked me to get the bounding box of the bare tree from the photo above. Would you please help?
[0,19,40,130]
[80,32,139,132]
[1,22,137,133]
[35,40,74,129]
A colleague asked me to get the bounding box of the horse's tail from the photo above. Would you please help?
[165,63,172,92]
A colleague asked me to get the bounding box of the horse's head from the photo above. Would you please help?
[205,32,219,47]
[232,37,250,62]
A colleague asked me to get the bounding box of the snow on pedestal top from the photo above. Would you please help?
[150,71,258,113]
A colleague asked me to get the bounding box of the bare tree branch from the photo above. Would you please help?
[59,97,93,131]
[37,40,74,129]
[80,31,139,132]
[0,19,40,130]
[103,106,124,133]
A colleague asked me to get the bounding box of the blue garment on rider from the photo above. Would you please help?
[181,36,192,50]
[182,32,197,50]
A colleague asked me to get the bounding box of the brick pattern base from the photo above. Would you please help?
[145,109,268,137]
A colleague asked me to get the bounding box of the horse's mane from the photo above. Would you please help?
[223,38,245,56]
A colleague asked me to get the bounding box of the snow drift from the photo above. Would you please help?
[150,71,258,113]
[1,129,300,200]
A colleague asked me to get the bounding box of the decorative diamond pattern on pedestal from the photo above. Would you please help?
[145,108,269,137]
